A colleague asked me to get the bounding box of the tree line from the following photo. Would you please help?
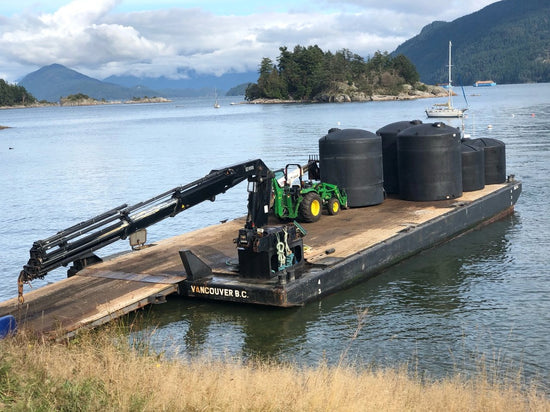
[0,79,36,106]
[245,45,420,101]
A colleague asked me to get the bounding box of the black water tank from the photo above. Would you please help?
[376,120,422,194]
[397,122,462,201]
[470,138,506,184]
[461,140,485,191]
[319,128,383,207]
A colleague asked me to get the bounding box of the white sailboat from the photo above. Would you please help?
[426,41,467,118]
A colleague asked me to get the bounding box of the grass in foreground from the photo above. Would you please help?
[0,326,548,411]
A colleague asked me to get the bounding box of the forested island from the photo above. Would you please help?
[59,93,170,106]
[0,87,170,110]
[245,45,445,103]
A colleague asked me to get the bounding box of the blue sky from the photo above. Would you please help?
[0,0,500,82]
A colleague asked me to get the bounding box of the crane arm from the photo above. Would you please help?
[18,159,273,290]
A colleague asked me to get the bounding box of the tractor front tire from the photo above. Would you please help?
[299,192,322,223]
[327,197,340,215]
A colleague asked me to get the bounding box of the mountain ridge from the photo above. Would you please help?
[394,0,550,85]
[18,64,161,102]
[104,71,257,95]
[18,64,257,102]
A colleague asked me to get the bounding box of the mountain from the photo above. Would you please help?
[18,64,161,102]
[104,71,257,97]
[18,64,257,101]
[227,83,252,96]
[393,0,550,85]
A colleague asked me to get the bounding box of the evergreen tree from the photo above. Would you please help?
[245,45,420,101]
[0,79,37,106]
[392,54,420,84]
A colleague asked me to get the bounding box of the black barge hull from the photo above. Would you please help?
[180,181,521,306]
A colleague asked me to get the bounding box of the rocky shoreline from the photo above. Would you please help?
[248,83,448,104]
[0,97,171,111]
[59,96,171,106]
[0,102,57,110]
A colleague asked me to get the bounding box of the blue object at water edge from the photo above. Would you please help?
[0,315,17,339]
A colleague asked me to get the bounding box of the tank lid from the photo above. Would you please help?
[469,137,505,147]
[397,122,460,138]
[320,128,377,142]
[376,120,422,136]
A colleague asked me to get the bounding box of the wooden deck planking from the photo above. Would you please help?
[0,184,508,338]
[75,185,505,277]
[0,274,182,339]
[303,185,507,263]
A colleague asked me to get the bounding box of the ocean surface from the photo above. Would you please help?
[1,84,549,390]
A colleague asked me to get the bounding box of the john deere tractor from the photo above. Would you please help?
[271,162,347,223]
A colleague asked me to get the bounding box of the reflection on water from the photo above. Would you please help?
[134,214,545,386]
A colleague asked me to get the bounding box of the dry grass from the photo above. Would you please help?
[0,325,548,411]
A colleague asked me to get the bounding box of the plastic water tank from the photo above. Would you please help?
[319,128,383,207]
[376,120,422,194]
[461,140,485,191]
[469,138,506,184]
[397,122,462,201]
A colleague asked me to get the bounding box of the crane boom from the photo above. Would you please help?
[18,159,273,289]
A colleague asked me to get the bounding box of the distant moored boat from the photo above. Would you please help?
[474,80,497,87]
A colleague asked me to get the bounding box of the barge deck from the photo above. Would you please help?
[0,181,521,339]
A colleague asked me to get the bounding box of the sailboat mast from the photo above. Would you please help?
[448,41,452,87]
[447,41,453,108]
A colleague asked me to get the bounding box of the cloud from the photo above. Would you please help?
[107,8,419,78]
[0,0,499,82]
[0,0,171,79]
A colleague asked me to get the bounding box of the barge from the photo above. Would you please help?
[0,123,522,338]
[169,181,521,306]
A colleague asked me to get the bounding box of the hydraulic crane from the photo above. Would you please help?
[18,159,307,302]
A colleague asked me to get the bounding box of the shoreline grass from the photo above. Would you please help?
[1,325,548,411]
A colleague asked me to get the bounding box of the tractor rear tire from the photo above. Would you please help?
[299,192,322,222]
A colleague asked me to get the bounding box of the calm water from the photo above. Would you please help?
[1,84,549,389]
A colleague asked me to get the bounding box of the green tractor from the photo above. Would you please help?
[271,162,348,223]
